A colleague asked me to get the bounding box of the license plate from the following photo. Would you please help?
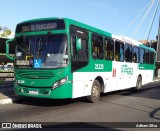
[29,90,38,95]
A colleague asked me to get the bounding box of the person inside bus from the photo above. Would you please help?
[133,52,137,63]
[115,51,119,61]
[92,46,97,59]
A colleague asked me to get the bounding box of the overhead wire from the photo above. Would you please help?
[156,15,160,60]
[121,0,154,35]
[131,0,156,38]
[144,0,160,40]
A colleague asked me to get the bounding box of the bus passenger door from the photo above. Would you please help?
[108,62,123,91]
[114,41,124,90]
[114,63,124,90]
[123,44,134,89]
[122,63,132,89]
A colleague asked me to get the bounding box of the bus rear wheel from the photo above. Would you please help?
[136,76,142,90]
[87,80,100,103]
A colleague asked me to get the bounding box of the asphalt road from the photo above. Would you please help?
[0,82,160,130]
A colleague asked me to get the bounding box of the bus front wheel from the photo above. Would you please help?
[87,80,100,103]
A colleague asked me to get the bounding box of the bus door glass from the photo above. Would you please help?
[70,25,89,72]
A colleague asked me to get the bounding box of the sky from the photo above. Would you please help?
[0,0,160,40]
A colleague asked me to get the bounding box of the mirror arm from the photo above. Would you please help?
[6,38,14,60]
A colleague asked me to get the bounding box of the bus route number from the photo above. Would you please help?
[95,64,104,70]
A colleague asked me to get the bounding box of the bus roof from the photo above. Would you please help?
[17,17,155,52]
[17,17,112,38]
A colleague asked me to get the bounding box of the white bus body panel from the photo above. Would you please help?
[72,35,154,99]
[72,67,153,98]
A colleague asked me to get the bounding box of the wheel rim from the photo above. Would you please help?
[92,85,99,98]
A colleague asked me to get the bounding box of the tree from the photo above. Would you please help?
[0,26,12,38]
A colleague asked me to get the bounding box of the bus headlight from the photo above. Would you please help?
[52,77,68,89]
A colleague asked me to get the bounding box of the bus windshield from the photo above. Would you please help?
[15,34,68,69]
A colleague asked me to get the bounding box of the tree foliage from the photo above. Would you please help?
[0,26,12,38]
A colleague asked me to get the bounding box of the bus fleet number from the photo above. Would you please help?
[95,64,104,70]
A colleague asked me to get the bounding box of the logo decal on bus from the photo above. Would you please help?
[121,64,133,75]
[17,80,25,84]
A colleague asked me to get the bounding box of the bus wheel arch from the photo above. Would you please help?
[87,76,104,103]
[95,76,104,92]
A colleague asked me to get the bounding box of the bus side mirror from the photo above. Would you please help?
[76,37,82,50]
[6,38,14,60]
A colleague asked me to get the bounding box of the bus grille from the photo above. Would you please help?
[17,71,55,79]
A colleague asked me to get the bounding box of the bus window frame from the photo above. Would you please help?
[70,25,89,72]
[132,46,140,63]
[149,51,155,64]
[104,37,114,61]
[91,33,104,60]
[145,49,150,64]
[114,40,124,62]
[124,43,132,63]
[140,48,146,64]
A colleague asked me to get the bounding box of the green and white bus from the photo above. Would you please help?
[6,17,155,102]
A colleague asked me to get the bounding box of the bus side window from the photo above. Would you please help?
[104,38,114,60]
[132,46,139,63]
[140,48,145,64]
[149,51,154,64]
[71,36,88,60]
[92,34,103,59]
[125,44,132,62]
[115,41,124,62]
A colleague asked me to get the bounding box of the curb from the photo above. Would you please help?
[0,98,13,105]
[0,95,26,105]
[153,80,160,82]
[0,94,19,105]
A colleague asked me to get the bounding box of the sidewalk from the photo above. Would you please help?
[0,81,17,105]
[0,77,160,105]
[153,77,160,82]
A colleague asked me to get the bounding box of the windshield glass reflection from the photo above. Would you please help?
[15,34,68,69]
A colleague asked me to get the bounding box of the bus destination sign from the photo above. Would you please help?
[16,19,65,33]
[22,23,57,32]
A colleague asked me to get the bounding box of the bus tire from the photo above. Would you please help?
[136,76,142,90]
[87,80,100,103]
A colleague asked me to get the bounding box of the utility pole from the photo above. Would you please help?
[156,15,160,61]
[158,15,160,45]
[156,15,160,77]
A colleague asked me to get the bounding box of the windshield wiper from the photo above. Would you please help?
[15,39,30,55]
[38,32,51,53]
[39,40,47,51]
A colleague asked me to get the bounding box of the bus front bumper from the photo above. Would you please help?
[14,82,72,99]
